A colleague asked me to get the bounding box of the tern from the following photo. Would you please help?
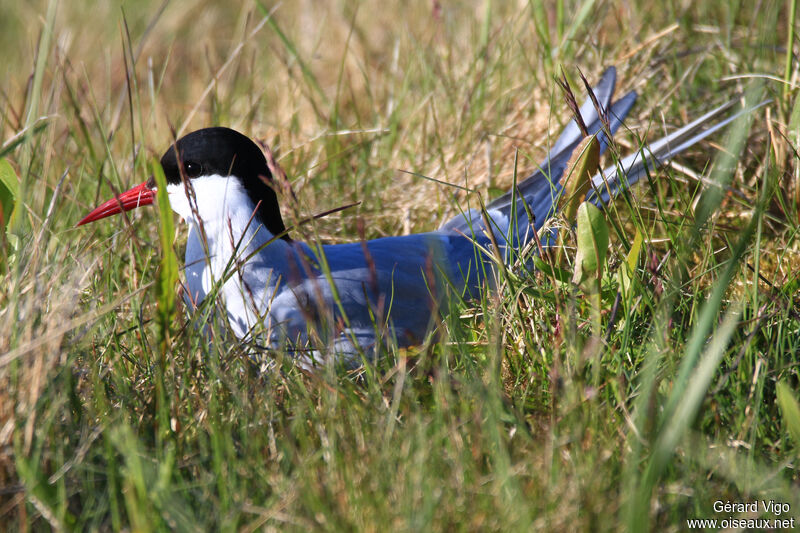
[78,67,754,360]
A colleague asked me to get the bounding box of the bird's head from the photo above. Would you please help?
[77,127,289,239]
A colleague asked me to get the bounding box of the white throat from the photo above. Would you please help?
[166,174,257,228]
[167,175,291,338]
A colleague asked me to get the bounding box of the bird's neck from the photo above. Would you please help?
[190,210,277,270]
[174,179,294,326]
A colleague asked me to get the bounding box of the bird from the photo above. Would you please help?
[77,67,756,362]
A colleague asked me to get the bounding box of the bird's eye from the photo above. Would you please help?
[184,161,202,178]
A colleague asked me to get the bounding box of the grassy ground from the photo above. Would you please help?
[1,0,799,530]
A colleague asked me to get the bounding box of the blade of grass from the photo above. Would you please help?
[776,381,800,450]
[628,306,741,531]
[257,1,329,111]
[152,159,178,349]
[783,0,797,101]
[152,159,178,447]
[10,0,56,235]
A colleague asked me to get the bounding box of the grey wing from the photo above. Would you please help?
[265,233,486,357]
[266,280,391,362]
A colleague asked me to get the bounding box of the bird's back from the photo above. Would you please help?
[265,231,494,354]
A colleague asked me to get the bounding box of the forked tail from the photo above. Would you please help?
[441,67,767,254]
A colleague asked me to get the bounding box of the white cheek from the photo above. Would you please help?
[165,185,192,221]
[165,175,251,224]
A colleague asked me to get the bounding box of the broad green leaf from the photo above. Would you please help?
[788,88,800,147]
[533,256,572,285]
[625,230,643,272]
[572,202,608,290]
[776,381,800,448]
[618,230,643,305]
[558,135,600,226]
[0,158,18,232]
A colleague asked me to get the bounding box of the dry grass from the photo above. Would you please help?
[1,0,799,530]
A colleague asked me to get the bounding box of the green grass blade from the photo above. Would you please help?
[783,0,797,101]
[693,84,765,234]
[257,1,329,109]
[152,160,178,348]
[629,306,741,531]
[776,381,800,450]
[0,158,17,235]
[11,0,56,235]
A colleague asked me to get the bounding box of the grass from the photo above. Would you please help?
[1,0,800,530]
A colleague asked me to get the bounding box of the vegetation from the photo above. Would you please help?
[1,0,798,530]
